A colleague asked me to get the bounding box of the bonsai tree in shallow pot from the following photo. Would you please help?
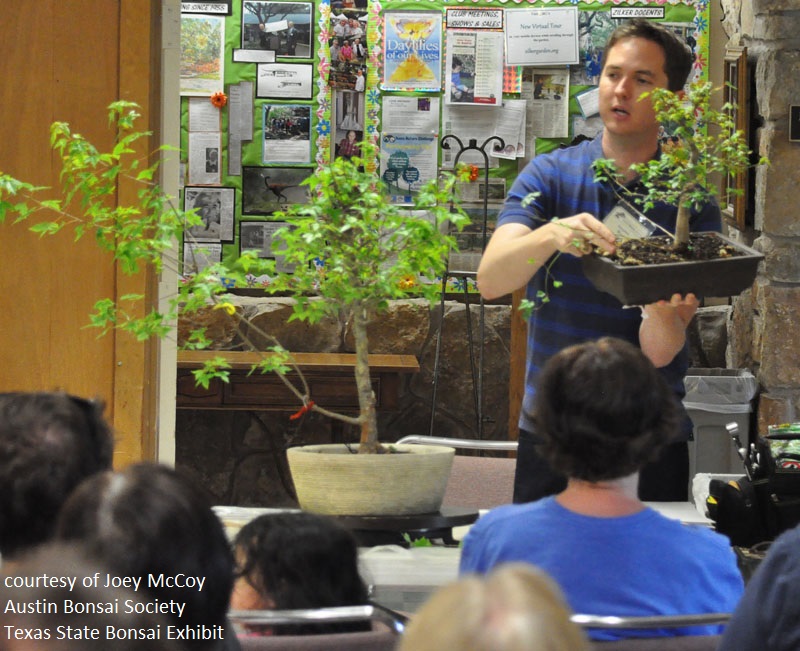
[258,144,473,515]
[0,102,470,516]
[587,80,768,305]
[263,144,469,455]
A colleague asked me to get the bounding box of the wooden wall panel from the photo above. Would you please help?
[114,0,162,465]
[0,2,117,400]
[0,1,161,466]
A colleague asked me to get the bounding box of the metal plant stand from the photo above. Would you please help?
[428,135,504,440]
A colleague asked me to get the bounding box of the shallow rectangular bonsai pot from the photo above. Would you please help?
[581,232,764,305]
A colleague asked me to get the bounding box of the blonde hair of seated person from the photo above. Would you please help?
[398,563,590,651]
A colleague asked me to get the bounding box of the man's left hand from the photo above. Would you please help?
[643,293,699,328]
[639,293,698,368]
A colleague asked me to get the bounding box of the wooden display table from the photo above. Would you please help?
[176,350,420,413]
[176,351,421,501]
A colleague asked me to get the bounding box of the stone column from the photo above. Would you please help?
[724,0,800,430]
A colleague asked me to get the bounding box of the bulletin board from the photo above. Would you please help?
[178,0,710,288]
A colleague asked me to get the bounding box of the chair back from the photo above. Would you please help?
[573,612,729,651]
[444,455,516,509]
[230,605,404,651]
[589,636,721,650]
[395,436,517,510]
[237,624,397,651]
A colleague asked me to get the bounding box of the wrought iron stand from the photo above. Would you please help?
[428,135,504,440]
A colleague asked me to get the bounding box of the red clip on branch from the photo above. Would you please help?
[289,399,315,420]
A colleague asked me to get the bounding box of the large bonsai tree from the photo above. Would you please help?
[259,145,468,453]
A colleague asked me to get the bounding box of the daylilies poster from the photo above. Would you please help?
[382,11,442,91]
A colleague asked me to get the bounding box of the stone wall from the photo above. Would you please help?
[175,297,511,506]
[722,0,800,431]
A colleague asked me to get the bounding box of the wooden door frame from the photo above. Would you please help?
[112,0,163,466]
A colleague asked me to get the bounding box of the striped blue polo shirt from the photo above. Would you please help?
[496,135,721,435]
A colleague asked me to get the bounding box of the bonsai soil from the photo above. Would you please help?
[602,232,746,266]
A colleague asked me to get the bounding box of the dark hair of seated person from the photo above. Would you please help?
[0,391,114,559]
[533,336,681,482]
[231,512,370,635]
[55,462,236,650]
[0,542,182,651]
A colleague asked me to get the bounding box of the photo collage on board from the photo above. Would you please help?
[328,3,368,162]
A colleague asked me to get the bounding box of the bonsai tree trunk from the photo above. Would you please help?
[673,195,691,251]
[351,302,380,453]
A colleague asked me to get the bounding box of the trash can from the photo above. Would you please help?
[683,368,758,478]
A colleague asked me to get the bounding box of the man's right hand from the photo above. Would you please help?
[477,214,615,300]
[545,213,616,258]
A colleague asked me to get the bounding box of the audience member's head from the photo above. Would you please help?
[0,542,181,650]
[533,337,680,483]
[0,391,113,560]
[231,512,369,634]
[55,462,234,649]
[399,563,590,651]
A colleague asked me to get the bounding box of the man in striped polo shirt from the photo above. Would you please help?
[477,19,718,503]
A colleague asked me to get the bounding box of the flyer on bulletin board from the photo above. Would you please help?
[445,29,504,106]
[504,7,579,67]
[382,11,442,91]
[379,134,439,203]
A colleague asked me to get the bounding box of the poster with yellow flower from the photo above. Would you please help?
[382,11,442,91]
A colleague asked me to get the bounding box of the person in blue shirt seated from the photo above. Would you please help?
[460,337,744,642]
